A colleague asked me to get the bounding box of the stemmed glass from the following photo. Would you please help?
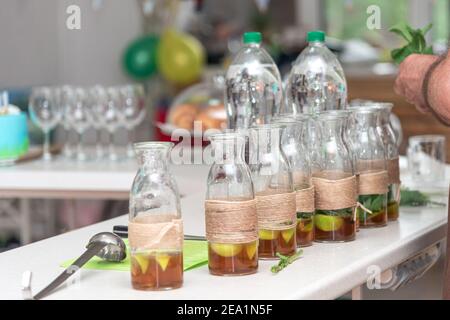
[119,84,147,158]
[105,87,122,161]
[29,87,62,161]
[89,85,109,159]
[67,87,92,161]
[55,85,75,159]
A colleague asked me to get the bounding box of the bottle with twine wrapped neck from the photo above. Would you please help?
[372,102,401,221]
[128,142,183,290]
[249,124,297,259]
[311,111,357,243]
[205,132,258,276]
[349,107,388,228]
[273,115,314,248]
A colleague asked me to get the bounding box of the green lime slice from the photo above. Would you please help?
[314,214,344,232]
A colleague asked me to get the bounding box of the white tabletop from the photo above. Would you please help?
[0,189,447,300]
[0,155,209,199]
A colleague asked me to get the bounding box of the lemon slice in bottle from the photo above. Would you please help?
[258,229,279,240]
[133,254,150,274]
[155,254,171,271]
[314,215,343,232]
[210,243,243,257]
[281,228,295,243]
[245,241,258,260]
[298,219,313,232]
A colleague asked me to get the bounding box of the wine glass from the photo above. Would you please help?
[66,87,92,161]
[89,85,109,159]
[119,84,147,158]
[105,87,123,161]
[29,87,62,161]
[55,85,75,159]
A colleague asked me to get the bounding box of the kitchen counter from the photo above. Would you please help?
[0,188,447,300]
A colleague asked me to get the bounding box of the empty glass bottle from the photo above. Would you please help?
[129,142,183,290]
[273,115,314,247]
[205,132,258,276]
[349,107,388,228]
[225,32,283,129]
[249,124,297,258]
[311,111,356,242]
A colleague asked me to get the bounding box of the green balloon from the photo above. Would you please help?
[123,35,159,80]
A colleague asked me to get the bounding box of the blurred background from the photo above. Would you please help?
[0,0,449,250]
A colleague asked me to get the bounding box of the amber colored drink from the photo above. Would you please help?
[358,194,388,228]
[388,201,399,221]
[258,227,297,259]
[387,184,400,221]
[208,241,258,276]
[296,213,314,247]
[131,250,183,290]
[314,208,356,243]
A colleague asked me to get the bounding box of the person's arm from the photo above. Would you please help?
[394,52,450,125]
[424,51,450,125]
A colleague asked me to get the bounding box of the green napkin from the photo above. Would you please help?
[61,240,208,272]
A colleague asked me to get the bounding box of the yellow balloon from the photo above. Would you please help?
[157,29,205,86]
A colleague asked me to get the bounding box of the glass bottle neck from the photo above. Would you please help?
[378,109,390,126]
[319,118,346,143]
[211,136,246,165]
[134,144,172,172]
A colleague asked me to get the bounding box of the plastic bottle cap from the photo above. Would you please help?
[307,30,325,42]
[243,32,262,44]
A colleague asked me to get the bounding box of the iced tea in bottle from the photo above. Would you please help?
[129,142,183,290]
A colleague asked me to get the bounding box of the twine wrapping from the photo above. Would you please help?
[358,170,389,195]
[312,172,357,210]
[387,157,401,184]
[256,192,296,230]
[205,199,258,244]
[129,214,183,251]
[296,186,315,213]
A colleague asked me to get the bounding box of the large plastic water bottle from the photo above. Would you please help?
[225,32,283,129]
[286,30,347,114]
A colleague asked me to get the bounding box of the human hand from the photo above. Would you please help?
[394,54,439,113]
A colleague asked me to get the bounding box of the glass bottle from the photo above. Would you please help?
[129,142,183,290]
[249,124,297,259]
[372,103,400,221]
[205,133,258,276]
[286,30,347,114]
[225,32,283,129]
[349,107,388,228]
[312,111,356,242]
[273,115,314,247]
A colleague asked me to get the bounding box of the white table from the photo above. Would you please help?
[0,189,447,300]
[0,155,209,244]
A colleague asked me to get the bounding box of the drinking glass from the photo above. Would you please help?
[29,87,62,161]
[89,85,109,159]
[105,87,122,161]
[407,135,446,186]
[119,84,147,158]
[67,87,92,161]
[55,85,75,159]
